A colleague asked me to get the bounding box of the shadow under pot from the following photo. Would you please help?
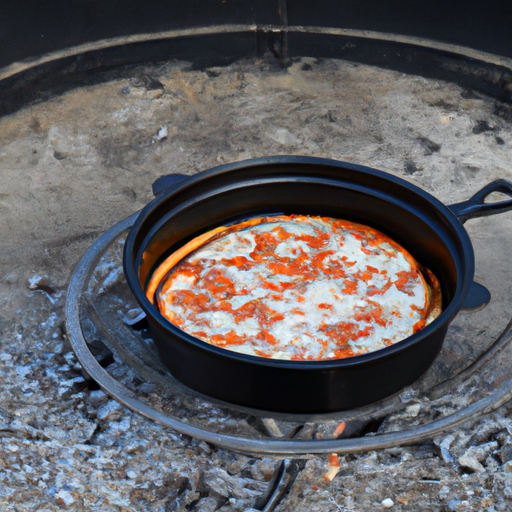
[123,156,512,413]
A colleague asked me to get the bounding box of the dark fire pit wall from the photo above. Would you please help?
[1,1,512,117]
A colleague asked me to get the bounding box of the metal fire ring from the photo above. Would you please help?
[66,212,512,456]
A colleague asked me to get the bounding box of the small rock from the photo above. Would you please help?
[53,150,68,160]
[96,399,124,421]
[27,274,57,294]
[197,441,211,455]
[111,415,131,432]
[381,497,394,508]
[502,460,512,471]
[63,351,75,361]
[405,404,421,417]
[204,467,265,500]
[437,434,456,465]
[54,489,75,506]
[447,498,463,511]
[195,497,219,512]
[16,364,32,377]
[458,455,485,472]
[404,160,419,175]
[156,126,168,140]
[4,272,17,284]
[250,459,277,481]
[499,443,512,463]
[438,485,451,499]
[87,389,109,408]
[399,388,419,402]
[401,452,414,462]
[261,418,283,437]
[472,120,495,134]
[270,128,300,145]
[206,68,222,78]
[131,75,164,91]
[462,442,499,462]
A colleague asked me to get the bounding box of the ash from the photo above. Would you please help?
[1,54,512,511]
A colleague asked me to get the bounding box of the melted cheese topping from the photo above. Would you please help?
[153,215,441,360]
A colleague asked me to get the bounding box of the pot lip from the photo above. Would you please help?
[123,155,474,369]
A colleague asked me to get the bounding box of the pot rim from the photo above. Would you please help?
[123,155,474,370]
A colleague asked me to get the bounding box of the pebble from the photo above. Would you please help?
[54,489,75,506]
[502,460,512,471]
[196,497,219,512]
[462,442,499,462]
[96,400,124,421]
[204,467,266,500]
[405,404,421,417]
[458,455,485,473]
[27,274,55,291]
[88,389,109,408]
[438,434,456,465]
[250,459,277,481]
[499,444,512,463]
[271,128,301,145]
[447,498,463,511]
[156,126,168,140]
[381,497,394,508]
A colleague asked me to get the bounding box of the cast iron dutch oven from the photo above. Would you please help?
[123,156,512,413]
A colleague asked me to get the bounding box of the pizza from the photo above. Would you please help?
[146,215,442,361]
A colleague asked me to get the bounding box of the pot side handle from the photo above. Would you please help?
[449,179,512,311]
[448,179,512,224]
[152,173,189,196]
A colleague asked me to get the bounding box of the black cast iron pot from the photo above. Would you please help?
[123,156,512,413]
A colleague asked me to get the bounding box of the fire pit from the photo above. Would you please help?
[3,2,512,509]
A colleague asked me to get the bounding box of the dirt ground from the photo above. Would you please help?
[1,55,512,511]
